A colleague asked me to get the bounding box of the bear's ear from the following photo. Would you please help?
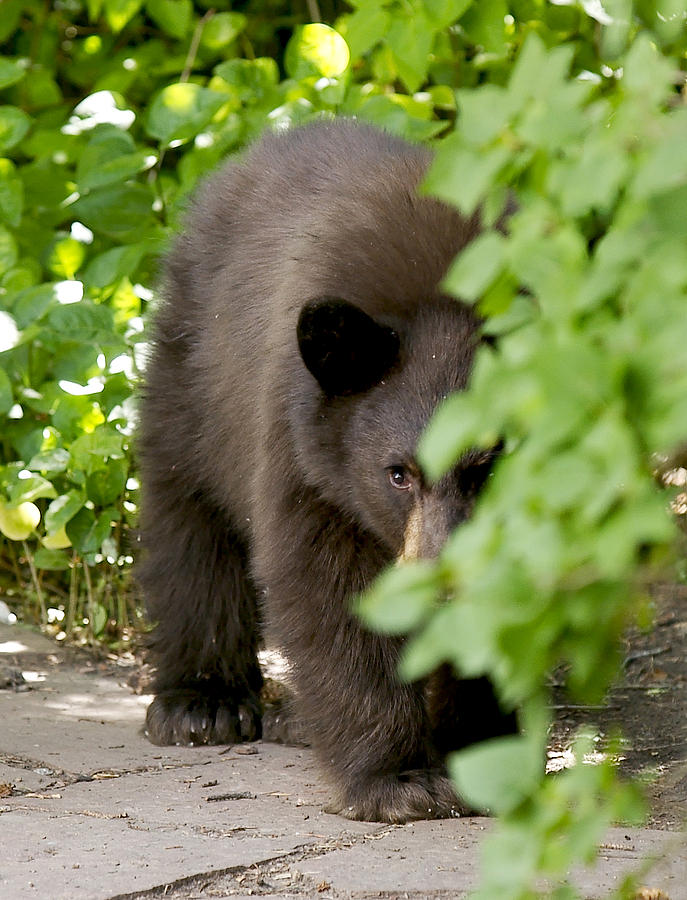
[297,297,400,396]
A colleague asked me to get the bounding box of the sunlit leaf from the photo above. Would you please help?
[285,24,350,79]
[0,500,40,540]
[104,0,144,33]
[47,238,86,280]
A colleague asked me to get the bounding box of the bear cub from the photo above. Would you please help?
[139,119,516,824]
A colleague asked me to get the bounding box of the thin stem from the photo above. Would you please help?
[4,540,23,585]
[115,573,129,632]
[181,9,215,83]
[306,0,321,22]
[83,560,95,642]
[22,540,46,625]
[65,553,79,636]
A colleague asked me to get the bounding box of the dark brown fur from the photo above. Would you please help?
[139,120,515,824]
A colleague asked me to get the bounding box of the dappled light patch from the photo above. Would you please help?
[62,91,135,136]
[0,640,29,654]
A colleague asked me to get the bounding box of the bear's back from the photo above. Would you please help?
[163,121,475,329]
[147,121,478,524]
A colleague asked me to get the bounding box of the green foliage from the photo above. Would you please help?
[0,0,685,896]
[357,4,687,898]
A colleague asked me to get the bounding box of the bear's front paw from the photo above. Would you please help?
[145,688,261,746]
[327,770,473,824]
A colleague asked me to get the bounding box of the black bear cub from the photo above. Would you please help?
[139,119,515,824]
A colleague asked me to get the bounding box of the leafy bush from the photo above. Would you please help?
[0,0,530,637]
[0,0,447,638]
[359,5,687,899]
[1,1,686,897]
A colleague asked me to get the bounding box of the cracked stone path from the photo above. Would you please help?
[1,623,685,899]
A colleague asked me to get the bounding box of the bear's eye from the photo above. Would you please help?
[388,466,412,491]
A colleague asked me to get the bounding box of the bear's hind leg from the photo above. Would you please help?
[139,491,262,746]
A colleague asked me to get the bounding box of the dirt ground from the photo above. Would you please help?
[549,582,687,830]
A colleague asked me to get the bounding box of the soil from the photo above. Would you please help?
[549,582,687,829]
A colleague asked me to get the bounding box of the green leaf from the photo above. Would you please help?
[443,230,506,302]
[8,475,57,505]
[91,600,108,636]
[422,0,472,28]
[630,124,687,200]
[386,13,434,93]
[455,84,514,146]
[355,95,446,141]
[33,547,70,570]
[459,0,508,54]
[52,395,105,443]
[0,106,31,152]
[86,0,104,20]
[0,368,11,415]
[66,506,112,554]
[622,33,675,103]
[551,137,629,217]
[86,457,128,507]
[27,448,70,474]
[45,491,87,532]
[145,83,227,145]
[0,224,18,273]
[21,158,71,210]
[424,138,511,215]
[0,158,23,227]
[76,128,155,191]
[0,57,26,90]
[47,302,115,343]
[12,284,56,328]
[448,735,540,814]
[83,243,147,289]
[418,392,482,480]
[285,24,351,79]
[0,1,22,43]
[357,561,439,634]
[146,0,192,39]
[46,238,86,279]
[70,428,124,473]
[69,183,156,240]
[21,68,62,111]
[214,58,279,103]
[342,6,391,59]
[200,11,247,50]
[104,0,144,33]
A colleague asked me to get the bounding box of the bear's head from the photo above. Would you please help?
[295,296,499,561]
